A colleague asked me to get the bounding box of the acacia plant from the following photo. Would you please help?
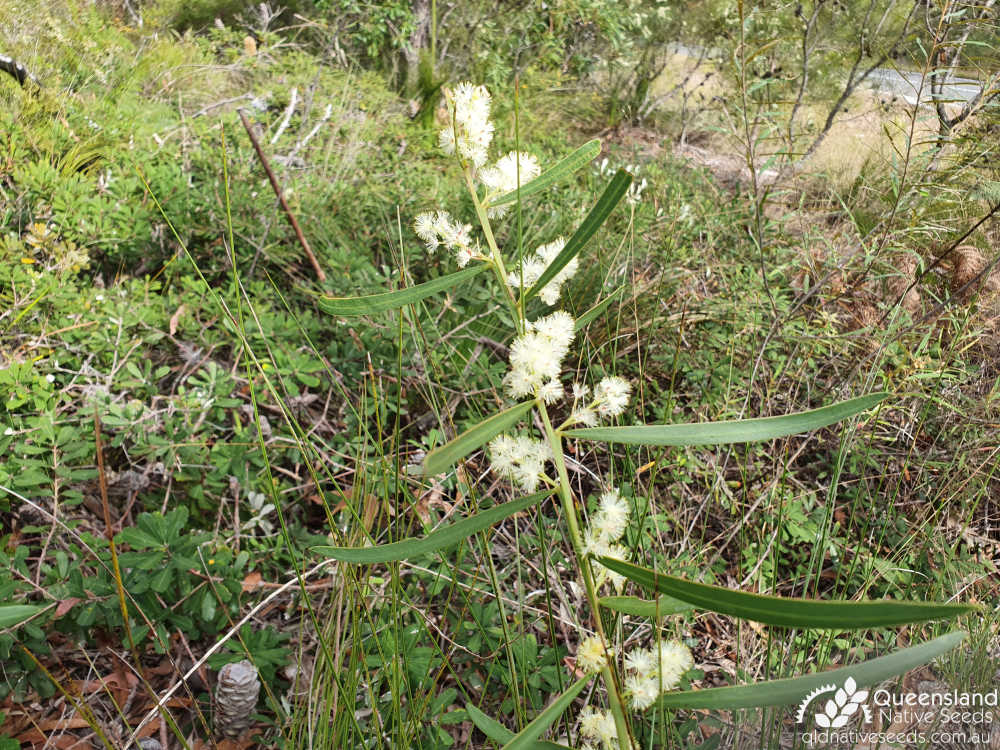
[315,82,975,748]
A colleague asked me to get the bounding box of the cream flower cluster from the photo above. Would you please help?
[439,82,494,167]
[507,237,579,305]
[568,376,632,427]
[481,151,541,217]
[503,310,576,402]
[413,210,482,267]
[487,434,553,493]
[579,706,618,750]
[576,635,613,674]
[623,640,693,710]
[583,488,632,591]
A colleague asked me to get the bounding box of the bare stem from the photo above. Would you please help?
[538,403,634,750]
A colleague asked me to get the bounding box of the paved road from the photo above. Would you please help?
[866,68,982,107]
[665,42,985,107]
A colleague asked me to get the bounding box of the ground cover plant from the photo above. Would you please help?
[1,1,998,749]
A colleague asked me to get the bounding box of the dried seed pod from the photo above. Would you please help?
[887,253,920,314]
[952,245,1000,300]
[214,660,261,738]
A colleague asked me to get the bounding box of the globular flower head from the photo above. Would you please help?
[507,237,579,306]
[622,639,693,711]
[593,488,630,542]
[488,433,552,492]
[626,672,660,710]
[482,151,541,217]
[582,486,632,591]
[593,376,632,417]
[413,212,438,249]
[576,635,612,674]
[537,379,564,405]
[440,82,494,167]
[570,406,598,426]
[412,210,481,267]
[569,406,597,427]
[584,534,629,591]
[655,640,694,692]
[624,647,655,675]
[579,706,617,747]
[503,311,575,400]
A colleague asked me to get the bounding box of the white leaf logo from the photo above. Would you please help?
[796,677,872,728]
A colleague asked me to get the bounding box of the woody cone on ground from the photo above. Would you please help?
[214,660,261,738]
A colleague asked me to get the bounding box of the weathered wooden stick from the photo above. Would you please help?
[237,108,327,283]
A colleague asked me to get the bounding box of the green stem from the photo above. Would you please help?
[537,402,633,750]
[463,168,523,332]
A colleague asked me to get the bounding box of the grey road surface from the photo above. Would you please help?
[865,68,983,107]
[665,43,986,107]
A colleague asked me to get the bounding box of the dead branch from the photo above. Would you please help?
[237,108,327,283]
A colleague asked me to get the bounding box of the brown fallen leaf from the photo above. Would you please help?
[50,735,94,750]
[217,733,261,750]
[36,717,93,731]
[241,570,262,593]
[168,303,187,336]
[55,598,81,617]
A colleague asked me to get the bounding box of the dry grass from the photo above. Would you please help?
[797,92,942,195]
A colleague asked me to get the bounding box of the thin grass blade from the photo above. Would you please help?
[502,675,591,750]
[314,491,549,564]
[490,139,601,206]
[597,557,976,628]
[656,631,966,709]
[525,170,632,302]
[423,400,535,475]
[564,393,890,446]
[317,264,489,316]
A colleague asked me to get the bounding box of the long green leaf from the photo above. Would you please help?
[597,557,976,628]
[598,594,692,618]
[466,705,570,750]
[490,139,601,207]
[0,605,41,629]
[502,675,590,750]
[467,704,514,744]
[423,400,535,475]
[564,393,890,446]
[656,631,965,709]
[525,170,632,302]
[314,491,549,564]
[574,286,625,332]
[317,264,489,316]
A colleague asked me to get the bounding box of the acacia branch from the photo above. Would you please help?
[787,0,823,149]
